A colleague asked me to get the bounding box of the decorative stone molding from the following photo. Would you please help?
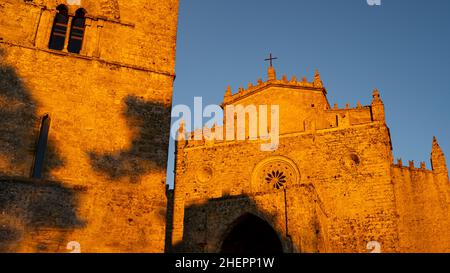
[39,0,121,20]
[196,166,214,183]
[341,152,361,172]
[251,156,300,193]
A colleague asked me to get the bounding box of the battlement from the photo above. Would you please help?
[178,69,387,150]
[223,67,326,105]
[328,102,370,111]
[394,159,432,172]
[392,137,449,180]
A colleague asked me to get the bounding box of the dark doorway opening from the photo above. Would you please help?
[220,214,283,254]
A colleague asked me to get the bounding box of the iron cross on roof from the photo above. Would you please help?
[265,53,278,67]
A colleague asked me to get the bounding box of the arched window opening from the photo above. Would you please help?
[67,9,87,54]
[48,5,69,51]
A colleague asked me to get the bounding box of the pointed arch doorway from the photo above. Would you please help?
[220,214,283,254]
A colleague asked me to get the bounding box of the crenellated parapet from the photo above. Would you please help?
[391,137,450,253]
[394,159,432,172]
[223,66,327,105]
[180,83,389,149]
[393,137,449,181]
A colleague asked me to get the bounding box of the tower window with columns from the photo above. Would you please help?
[67,9,87,54]
[48,6,87,54]
[48,5,69,51]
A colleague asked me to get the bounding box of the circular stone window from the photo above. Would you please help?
[251,156,300,192]
[196,166,214,183]
[342,153,361,170]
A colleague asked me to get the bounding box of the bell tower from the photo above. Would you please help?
[0,0,179,252]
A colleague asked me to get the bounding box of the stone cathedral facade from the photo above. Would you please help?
[0,0,449,254]
[170,66,450,253]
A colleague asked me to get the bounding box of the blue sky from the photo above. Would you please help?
[166,0,450,187]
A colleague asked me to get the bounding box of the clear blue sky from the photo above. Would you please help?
[166,0,450,187]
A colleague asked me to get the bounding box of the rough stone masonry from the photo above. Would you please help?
[170,67,450,253]
[0,0,178,252]
[0,0,449,253]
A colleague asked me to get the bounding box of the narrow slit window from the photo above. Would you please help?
[32,114,51,179]
[67,9,87,54]
[48,5,69,51]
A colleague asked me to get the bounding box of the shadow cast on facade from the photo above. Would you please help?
[0,48,84,252]
[0,179,86,252]
[88,95,170,183]
[170,194,294,254]
[0,48,64,174]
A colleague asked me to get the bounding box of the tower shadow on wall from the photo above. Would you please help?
[88,95,171,183]
[170,194,293,254]
[0,47,85,252]
[0,47,63,174]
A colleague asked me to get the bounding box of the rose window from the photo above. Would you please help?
[251,156,300,192]
[265,170,287,189]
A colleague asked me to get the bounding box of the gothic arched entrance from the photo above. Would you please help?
[220,214,283,254]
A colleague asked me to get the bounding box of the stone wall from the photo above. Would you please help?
[392,165,450,252]
[172,71,450,252]
[0,177,86,252]
[0,0,179,252]
[173,122,402,253]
